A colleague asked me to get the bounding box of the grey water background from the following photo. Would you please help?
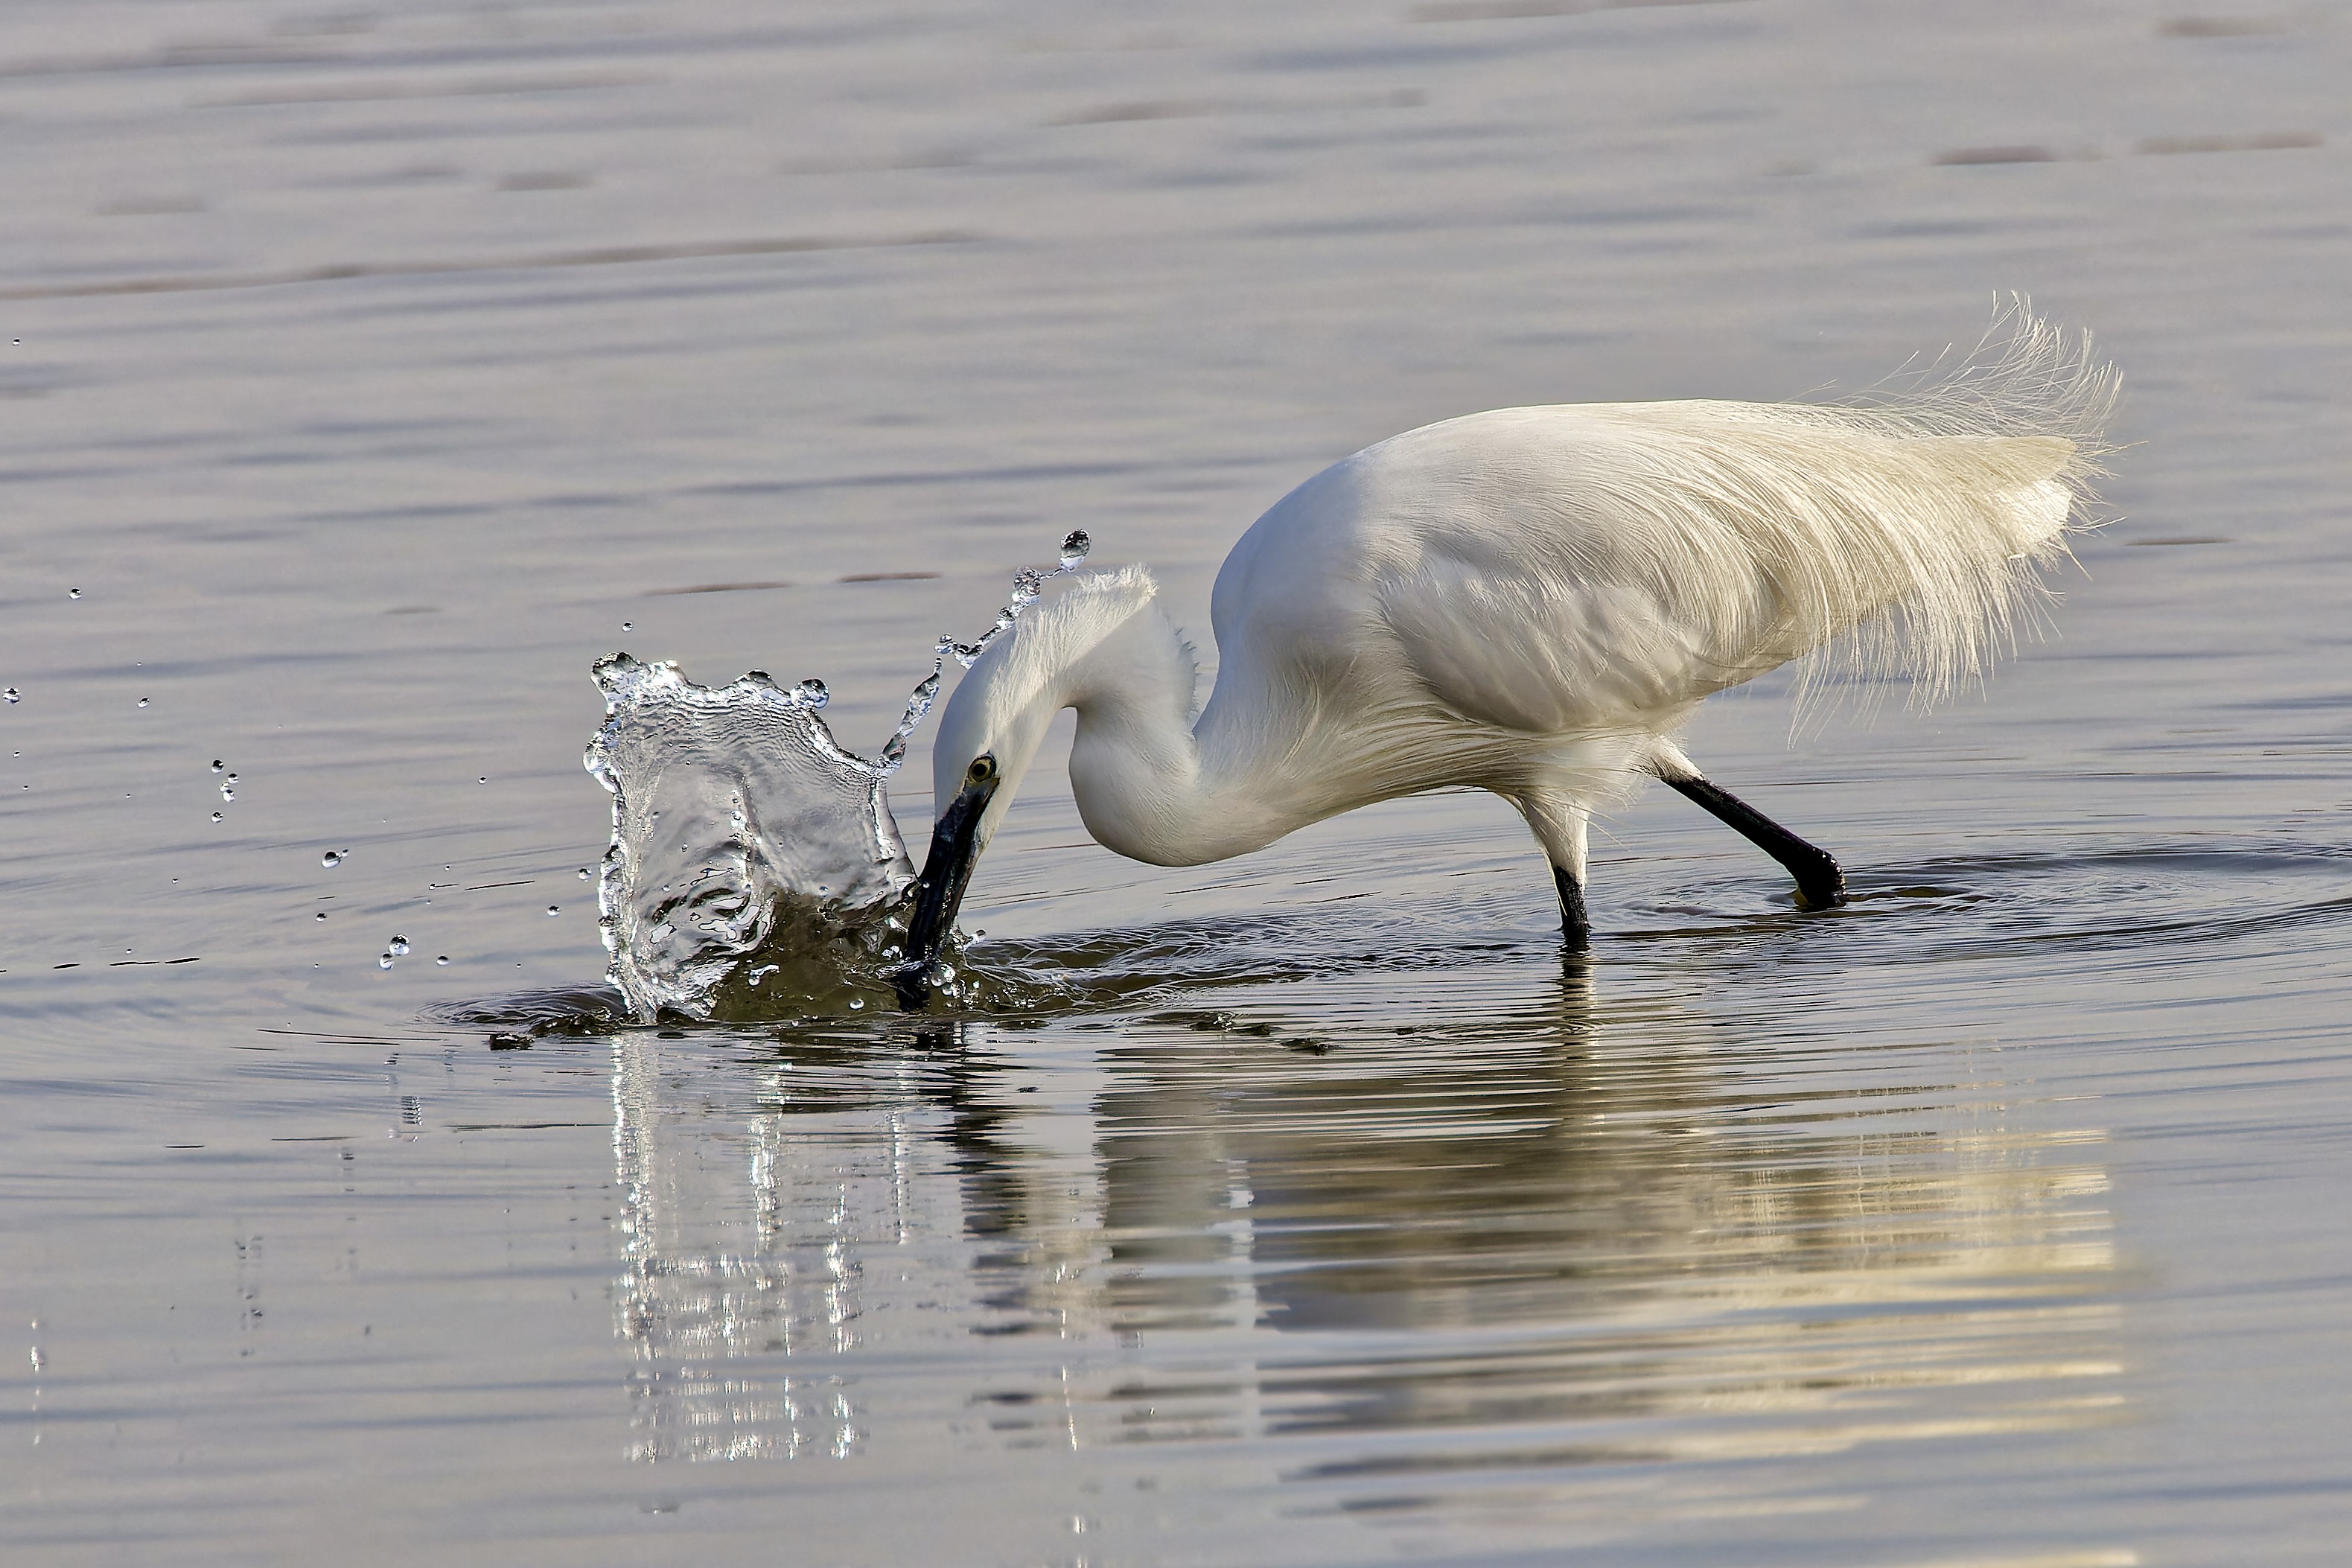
[3,1,2348,1563]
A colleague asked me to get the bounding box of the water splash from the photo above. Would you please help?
[584,532,1092,1022]
[876,529,1089,774]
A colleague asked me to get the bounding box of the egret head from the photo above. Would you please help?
[893,590,1085,1001]
[895,567,1177,1004]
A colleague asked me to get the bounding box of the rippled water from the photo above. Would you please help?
[6,1,2350,1564]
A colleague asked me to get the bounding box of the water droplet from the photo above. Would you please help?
[796,678,828,708]
[379,953,395,969]
[621,621,633,632]
[1059,530,1091,568]
[477,777,488,785]
[220,785,235,801]
[3,689,16,704]
[211,760,224,773]
[389,935,410,956]
[316,912,328,922]
[847,997,865,1010]
[577,867,591,879]
[136,697,149,709]
[226,773,237,782]
[932,963,956,984]
[546,904,561,917]
[436,955,449,966]
[322,850,342,867]
[211,812,223,823]
[67,587,81,599]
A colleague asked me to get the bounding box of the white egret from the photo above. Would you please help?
[897,309,2116,1001]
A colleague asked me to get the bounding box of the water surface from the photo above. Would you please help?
[5,1,2350,1563]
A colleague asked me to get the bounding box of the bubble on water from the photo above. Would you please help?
[3,689,17,704]
[322,850,342,867]
[436,955,449,966]
[389,935,410,955]
[136,697,149,708]
[546,904,561,917]
[379,953,395,969]
[211,811,222,823]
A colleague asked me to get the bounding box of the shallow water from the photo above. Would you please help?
[5,1,2351,1563]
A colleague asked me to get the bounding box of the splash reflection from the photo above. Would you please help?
[610,1037,956,1462]
[605,984,2121,1514]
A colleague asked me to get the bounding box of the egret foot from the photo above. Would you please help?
[1553,864,1592,951]
[1661,774,1848,911]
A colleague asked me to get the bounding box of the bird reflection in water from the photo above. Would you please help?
[605,971,2120,1508]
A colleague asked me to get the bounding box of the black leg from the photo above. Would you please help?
[1553,864,1592,951]
[1662,774,1847,911]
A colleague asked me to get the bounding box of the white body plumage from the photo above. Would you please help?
[899,309,2116,987]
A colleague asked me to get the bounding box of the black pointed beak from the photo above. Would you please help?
[893,775,996,1010]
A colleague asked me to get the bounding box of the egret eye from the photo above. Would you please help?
[967,754,998,784]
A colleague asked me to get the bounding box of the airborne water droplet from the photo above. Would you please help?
[136,697,149,709]
[67,588,81,600]
[436,955,450,966]
[211,812,222,823]
[379,953,395,969]
[1059,530,1091,569]
[577,867,590,880]
[3,689,17,704]
[622,621,633,632]
[220,784,235,801]
[211,760,224,773]
[389,935,410,955]
[546,904,561,917]
[316,912,328,921]
[322,850,342,867]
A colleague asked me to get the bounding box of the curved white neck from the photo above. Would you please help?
[1057,605,1295,867]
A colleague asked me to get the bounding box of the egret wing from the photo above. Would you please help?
[1377,544,1754,734]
